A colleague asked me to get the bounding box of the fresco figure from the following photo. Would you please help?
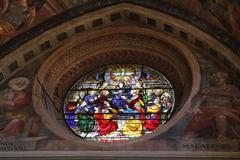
[0,0,9,14]
[28,115,41,137]
[184,71,240,141]
[199,0,240,34]
[0,0,45,43]
[0,77,30,139]
[199,0,232,30]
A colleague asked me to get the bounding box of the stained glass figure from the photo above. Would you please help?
[63,64,175,142]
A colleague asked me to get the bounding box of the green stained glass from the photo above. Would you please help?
[63,64,175,142]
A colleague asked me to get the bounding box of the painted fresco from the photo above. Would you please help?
[0,77,44,151]
[0,70,239,152]
[0,0,239,155]
[184,71,240,141]
[0,0,46,43]
[177,70,240,152]
[162,0,240,42]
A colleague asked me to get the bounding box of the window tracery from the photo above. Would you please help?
[63,64,175,142]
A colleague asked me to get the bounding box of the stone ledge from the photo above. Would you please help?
[0,151,240,160]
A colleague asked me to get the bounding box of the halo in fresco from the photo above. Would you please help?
[63,64,175,142]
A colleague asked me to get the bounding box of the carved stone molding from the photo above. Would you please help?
[0,3,239,86]
[32,25,201,147]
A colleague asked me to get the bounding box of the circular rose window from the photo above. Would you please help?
[63,64,175,142]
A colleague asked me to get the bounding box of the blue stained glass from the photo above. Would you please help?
[95,73,100,81]
[63,64,175,142]
[66,115,77,128]
[146,73,151,79]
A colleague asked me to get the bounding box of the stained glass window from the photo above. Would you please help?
[63,64,175,142]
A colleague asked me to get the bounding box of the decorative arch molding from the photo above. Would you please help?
[0,3,239,86]
[32,25,201,147]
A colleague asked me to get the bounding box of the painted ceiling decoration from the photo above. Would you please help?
[0,0,240,47]
[0,0,46,43]
[0,0,239,58]
[162,0,240,41]
[0,0,239,159]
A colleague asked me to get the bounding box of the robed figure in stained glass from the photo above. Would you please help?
[63,64,175,142]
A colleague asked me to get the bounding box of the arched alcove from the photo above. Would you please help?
[32,25,201,147]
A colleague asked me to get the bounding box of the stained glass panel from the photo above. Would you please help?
[63,64,175,142]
